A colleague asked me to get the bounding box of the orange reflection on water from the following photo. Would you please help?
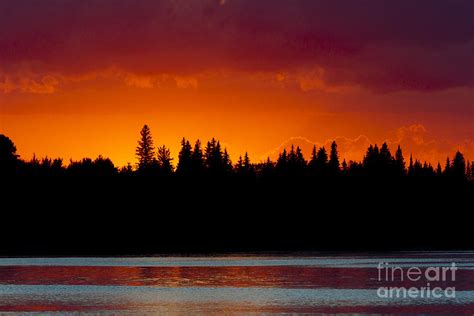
[0,265,471,289]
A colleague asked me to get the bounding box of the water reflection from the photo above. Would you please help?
[0,253,473,313]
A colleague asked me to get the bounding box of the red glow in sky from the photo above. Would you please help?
[1,0,473,166]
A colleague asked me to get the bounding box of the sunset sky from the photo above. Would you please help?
[1,0,473,167]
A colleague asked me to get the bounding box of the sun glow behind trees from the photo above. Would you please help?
[1,126,472,181]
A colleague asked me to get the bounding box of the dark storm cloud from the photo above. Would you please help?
[0,0,473,92]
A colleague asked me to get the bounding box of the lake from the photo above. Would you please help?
[1,252,474,313]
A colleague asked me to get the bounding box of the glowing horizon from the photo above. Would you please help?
[1,0,473,167]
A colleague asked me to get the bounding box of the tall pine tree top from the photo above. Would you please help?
[136,124,155,169]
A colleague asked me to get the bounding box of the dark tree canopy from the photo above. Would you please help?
[0,134,20,175]
[0,129,471,183]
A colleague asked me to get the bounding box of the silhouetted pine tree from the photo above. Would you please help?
[236,155,244,172]
[413,159,423,177]
[286,145,306,176]
[205,138,229,176]
[276,149,288,175]
[157,145,174,176]
[408,154,414,176]
[288,145,296,167]
[348,160,364,177]
[205,139,217,169]
[28,154,40,176]
[380,143,391,160]
[328,141,340,175]
[379,143,394,176]
[190,140,205,176]
[436,162,443,176]
[363,144,379,176]
[0,134,19,176]
[451,151,466,179]
[444,157,451,177]
[243,152,252,171]
[395,145,406,176]
[120,163,134,176]
[341,159,348,175]
[177,138,193,176]
[136,125,155,170]
[236,152,255,179]
[315,146,328,176]
[223,148,233,175]
[295,147,306,170]
[308,145,317,173]
[421,161,435,177]
[259,157,275,178]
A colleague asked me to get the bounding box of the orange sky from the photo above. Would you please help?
[1,1,473,167]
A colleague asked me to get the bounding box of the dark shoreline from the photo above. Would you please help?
[2,177,473,256]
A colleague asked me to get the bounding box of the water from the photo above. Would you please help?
[1,253,474,314]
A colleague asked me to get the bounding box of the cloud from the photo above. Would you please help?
[123,74,154,89]
[263,124,473,164]
[174,76,198,90]
[0,73,60,94]
[395,124,428,146]
[0,67,200,93]
[0,0,472,93]
[0,76,15,93]
[296,67,356,93]
[387,124,473,164]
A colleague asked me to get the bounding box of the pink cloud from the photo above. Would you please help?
[1,1,472,94]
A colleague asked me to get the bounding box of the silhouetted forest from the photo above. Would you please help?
[1,126,473,255]
[1,125,473,181]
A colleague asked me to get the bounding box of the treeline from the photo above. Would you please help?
[0,125,473,181]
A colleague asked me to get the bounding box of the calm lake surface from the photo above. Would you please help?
[1,252,474,314]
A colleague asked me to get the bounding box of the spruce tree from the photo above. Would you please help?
[328,141,340,175]
[157,145,174,176]
[276,149,288,175]
[316,146,328,175]
[408,154,414,176]
[191,139,204,175]
[222,148,233,175]
[436,162,442,176]
[308,145,317,170]
[452,151,466,179]
[177,137,192,175]
[136,125,155,170]
[395,145,406,176]
[444,157,451,176]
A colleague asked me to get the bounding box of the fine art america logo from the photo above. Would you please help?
[377,262,457,299]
